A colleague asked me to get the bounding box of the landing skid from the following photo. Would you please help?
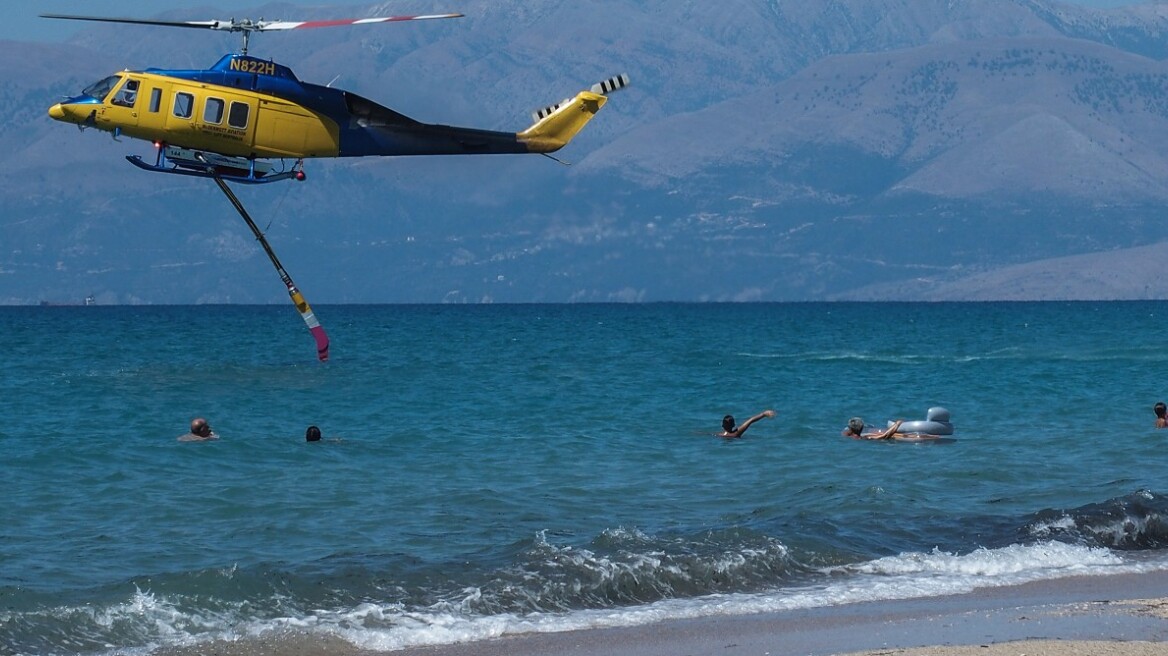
[126,145,305,184]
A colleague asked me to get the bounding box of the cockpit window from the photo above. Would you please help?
[82,75,120,102]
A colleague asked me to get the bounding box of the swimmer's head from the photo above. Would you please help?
[306,425,322,442]
[1156,403,1166,418]
[847,417,864,434]
[722,415,735,432]
[191,417,211,437]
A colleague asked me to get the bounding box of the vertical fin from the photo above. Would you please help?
[519,74,630,153]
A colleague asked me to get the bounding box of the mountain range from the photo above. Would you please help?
[4,0,1168,304]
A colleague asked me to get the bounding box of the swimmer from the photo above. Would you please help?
[718,409,776,438]
[1155,402,1168,429]
[178,417,218,442]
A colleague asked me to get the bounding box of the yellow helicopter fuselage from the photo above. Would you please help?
[50,68,342,159]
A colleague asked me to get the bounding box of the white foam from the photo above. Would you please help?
[1027,491,1159,547]
[126,541,1168,655]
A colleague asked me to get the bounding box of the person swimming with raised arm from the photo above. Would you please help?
[718,409,776,438]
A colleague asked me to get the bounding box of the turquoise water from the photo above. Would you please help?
[4,302,1168,654]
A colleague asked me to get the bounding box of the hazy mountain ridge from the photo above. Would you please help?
[4,0,1168,304]
[595,36,1168,197]
[831,241,1168,300]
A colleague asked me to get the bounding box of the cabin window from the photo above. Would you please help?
[173,92,194,119]
[228,102,250,129]
[111,79,139,108]
[148,88,161,113]
[204,98,225,124]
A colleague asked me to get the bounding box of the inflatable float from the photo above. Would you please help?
[889,407,953,436]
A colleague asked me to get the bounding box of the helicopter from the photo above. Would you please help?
[43,12,629,184]
[42,11,629,361]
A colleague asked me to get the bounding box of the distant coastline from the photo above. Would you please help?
[38,294,96,307]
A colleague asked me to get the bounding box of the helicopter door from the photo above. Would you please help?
[96,76,141,131]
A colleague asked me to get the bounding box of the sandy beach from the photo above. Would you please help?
[160,569,1168,656]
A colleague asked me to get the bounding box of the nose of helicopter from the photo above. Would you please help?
[48,103,67,121]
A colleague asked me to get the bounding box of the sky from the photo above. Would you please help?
[4,0,1150,42]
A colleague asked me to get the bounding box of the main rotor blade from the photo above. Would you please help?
[252,15,463,31]
[40,14,223,30]
[40,13,463,33]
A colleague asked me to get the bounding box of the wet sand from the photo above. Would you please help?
[158,570,1168,656]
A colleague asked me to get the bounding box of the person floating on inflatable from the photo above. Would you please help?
[843,407,954,441]
[842,417,904,440]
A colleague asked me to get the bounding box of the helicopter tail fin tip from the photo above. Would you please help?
[518,74,629,153]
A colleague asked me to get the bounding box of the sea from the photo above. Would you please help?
[4,301,1168,655]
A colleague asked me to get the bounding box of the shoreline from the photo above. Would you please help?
[386,570,1168,656]
[157,569,1168,656]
